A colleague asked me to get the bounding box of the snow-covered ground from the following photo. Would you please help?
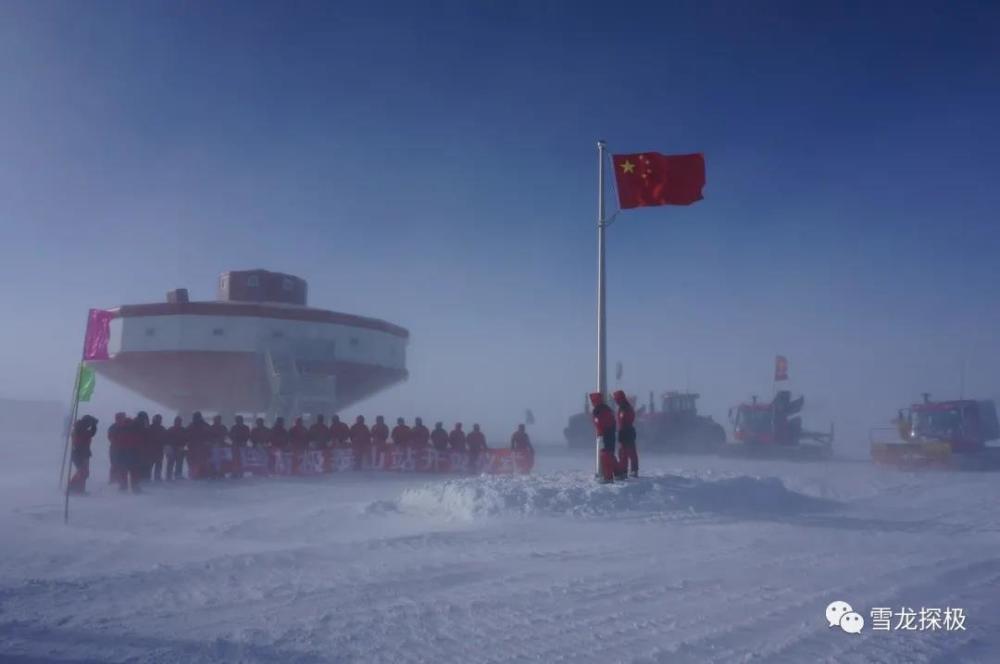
[2,440,999,663]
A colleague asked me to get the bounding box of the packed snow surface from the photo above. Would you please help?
[3,441,999,663]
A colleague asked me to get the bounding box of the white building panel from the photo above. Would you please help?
[116,314,406,370]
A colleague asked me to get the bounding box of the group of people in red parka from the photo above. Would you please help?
[68,410,534,494]
[590,390,640,483]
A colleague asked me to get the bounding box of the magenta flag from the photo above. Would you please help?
[83,309,113,360]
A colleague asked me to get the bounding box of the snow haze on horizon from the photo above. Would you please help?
[2,2,1000,451]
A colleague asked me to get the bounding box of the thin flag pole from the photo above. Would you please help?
[596,139,608,476]
[64,363,84,524]
[58,363,83,490]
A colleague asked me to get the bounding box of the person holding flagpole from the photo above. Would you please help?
[590,392,617,483]
[67,415,98,494]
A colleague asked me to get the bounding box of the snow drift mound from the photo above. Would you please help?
[376,471,837,520]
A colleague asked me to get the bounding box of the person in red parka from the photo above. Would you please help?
[228,415,250,478]
[289,417,309,451]
[246,417,269,474]
[467,423,487,450]
[288,416,309,474]
[107,412,128,486]
[269,417,289,449]
[510,423,532,452]
[410,417,430,450]
[448,422,467,452]
[68,415,98,494]
[391,417,411,448]
[371,415,390,465]
[149,414,167,481]
[371,415,389,445]
[207,415,230,478]
[230,415,251,448]
[164,416,187,480]
[308,415,330,449]
[430,422,449,453]
[120,412,149,492]
[267,417,289,473]
[209,415,229,446]
[613,390,638,478]
[467,423,487,469]
[590,393,617,483]
[185,412,212,479]
[349,415,371,469]
[330,415,351,448]
[250,418,270,448]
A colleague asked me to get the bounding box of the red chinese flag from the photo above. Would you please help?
[612,152,705,209]
[774,355,789,382]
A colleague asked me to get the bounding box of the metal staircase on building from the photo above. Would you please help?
[264,344,338,420]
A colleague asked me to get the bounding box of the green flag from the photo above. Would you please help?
[77,365,96,402]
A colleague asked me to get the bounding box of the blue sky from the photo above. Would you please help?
[2,1,999,449]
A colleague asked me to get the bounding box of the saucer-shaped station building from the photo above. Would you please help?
[91,270,409,418]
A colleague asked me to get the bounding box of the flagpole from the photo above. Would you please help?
[63,363,84,524]
[59,363,83,491]
[596,139,608,477]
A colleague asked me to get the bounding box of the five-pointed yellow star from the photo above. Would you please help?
[620,160,635,174]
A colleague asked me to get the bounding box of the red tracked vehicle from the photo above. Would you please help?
[722,390,833,460]
[870,394,1000,470]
